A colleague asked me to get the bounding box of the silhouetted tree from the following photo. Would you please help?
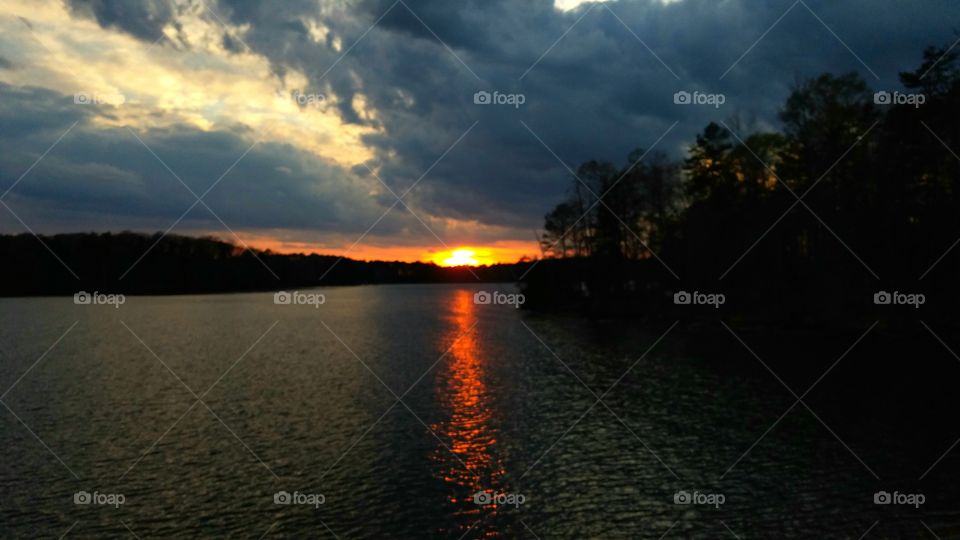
[530,41,960,323]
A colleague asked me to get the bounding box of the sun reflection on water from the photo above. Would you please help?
[432,289,506,536]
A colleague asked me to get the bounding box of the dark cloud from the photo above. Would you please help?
[31,0,960,244]
[65,0,178,42]
[220,31,245,53]
[208,0,956,233]
[353,0,536,51]
[0,84,409,240]
[0,85,87,135]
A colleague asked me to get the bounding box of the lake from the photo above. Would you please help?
[1,284,956,538]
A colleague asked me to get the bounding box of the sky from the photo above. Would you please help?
[0,0,957,263]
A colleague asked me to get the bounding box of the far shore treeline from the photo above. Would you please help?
[0,232,528,296]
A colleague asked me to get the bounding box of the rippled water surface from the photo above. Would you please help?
[2,284,959,538]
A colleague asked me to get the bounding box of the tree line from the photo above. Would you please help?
[0,232,527,296]
[528,43,960,324]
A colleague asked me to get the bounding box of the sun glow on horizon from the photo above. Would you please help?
[439,249,481,267]
[435,248,495,267]
[203,232,538,265]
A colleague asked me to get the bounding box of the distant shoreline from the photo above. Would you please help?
[0,280,525,300]
[0,231,529,297]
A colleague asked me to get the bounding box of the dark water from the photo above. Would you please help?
[1,284,958,538]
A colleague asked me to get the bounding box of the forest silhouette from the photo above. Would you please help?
[525,43,959,326]
[0,232,525,296]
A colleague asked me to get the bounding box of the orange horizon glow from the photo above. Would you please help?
[434,248,489,267]
[209,232,539,265]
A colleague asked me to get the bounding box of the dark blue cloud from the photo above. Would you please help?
[0,84,402,238]
[232,0,957,230]
[65,0,178,42]
[15,0,960,242]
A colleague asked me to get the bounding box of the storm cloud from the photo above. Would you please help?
[2,0,958,255]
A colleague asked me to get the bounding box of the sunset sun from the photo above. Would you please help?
[440,249,480,267]
[433,248,499,267]
[421,245,532,266]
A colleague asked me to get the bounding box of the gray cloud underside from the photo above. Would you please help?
[0,84,406,238]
